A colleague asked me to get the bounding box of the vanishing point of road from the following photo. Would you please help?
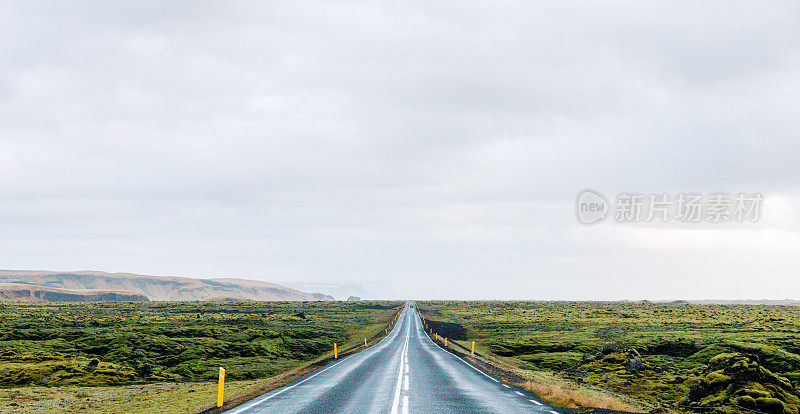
[224,302,562,414]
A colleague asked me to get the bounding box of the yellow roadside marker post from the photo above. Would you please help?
[334,343,338,359]
[364,338,367,347]
[216,367,225,407]
[471,341,475,356]
[435,333,438,341]
[444,338,447,347]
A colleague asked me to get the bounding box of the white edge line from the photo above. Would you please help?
[227,357,344,414]
[228,304,409,414]
[514,391,523,396]
[414,308,558,411]
[421,324,500,383]
[502,384,510,388]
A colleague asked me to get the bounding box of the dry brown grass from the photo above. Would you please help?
[74,390,92,399]
[523,380,641,412]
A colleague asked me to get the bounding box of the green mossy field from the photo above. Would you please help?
[0,301,401,387]
[418,301,800,413]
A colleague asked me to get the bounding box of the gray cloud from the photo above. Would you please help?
[1,1,799,299]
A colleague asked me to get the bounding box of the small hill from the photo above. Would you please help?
[0,283,147,302]
[0,270,334,301]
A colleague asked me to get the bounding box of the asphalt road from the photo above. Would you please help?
[225,302,559,414]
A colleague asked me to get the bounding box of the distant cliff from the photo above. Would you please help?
[0,270,335,301]
[0,283,148,302]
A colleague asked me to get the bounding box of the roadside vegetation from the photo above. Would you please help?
[418,301,800,414]
[0,300,401,413]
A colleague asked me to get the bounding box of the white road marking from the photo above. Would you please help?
[390,315,410,414]
[402,396,409,414]
[404,375,409,390]
[457,356,500,382]
[411,309,562,413]
[227,354,350,414]
[418,322,501,384]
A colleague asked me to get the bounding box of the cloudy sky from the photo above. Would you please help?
[1,1,799,299]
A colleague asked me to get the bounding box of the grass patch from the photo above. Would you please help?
[523,378,640,411]
[0,380,267,413]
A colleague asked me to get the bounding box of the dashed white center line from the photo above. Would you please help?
[403,375,409,390]
[402,396,409,414]
[390,320,410,414]
[501,384,510,388]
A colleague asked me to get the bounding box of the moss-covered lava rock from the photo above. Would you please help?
[683,352,800,414]
[565,343,688,405]
[0,349,161,386]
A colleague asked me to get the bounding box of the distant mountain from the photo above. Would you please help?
[0,270,335,301]
[0,282,148,302]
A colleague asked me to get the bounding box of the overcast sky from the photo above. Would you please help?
[1,1,799,299]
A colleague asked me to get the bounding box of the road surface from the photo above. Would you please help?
[225,302,560,413]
